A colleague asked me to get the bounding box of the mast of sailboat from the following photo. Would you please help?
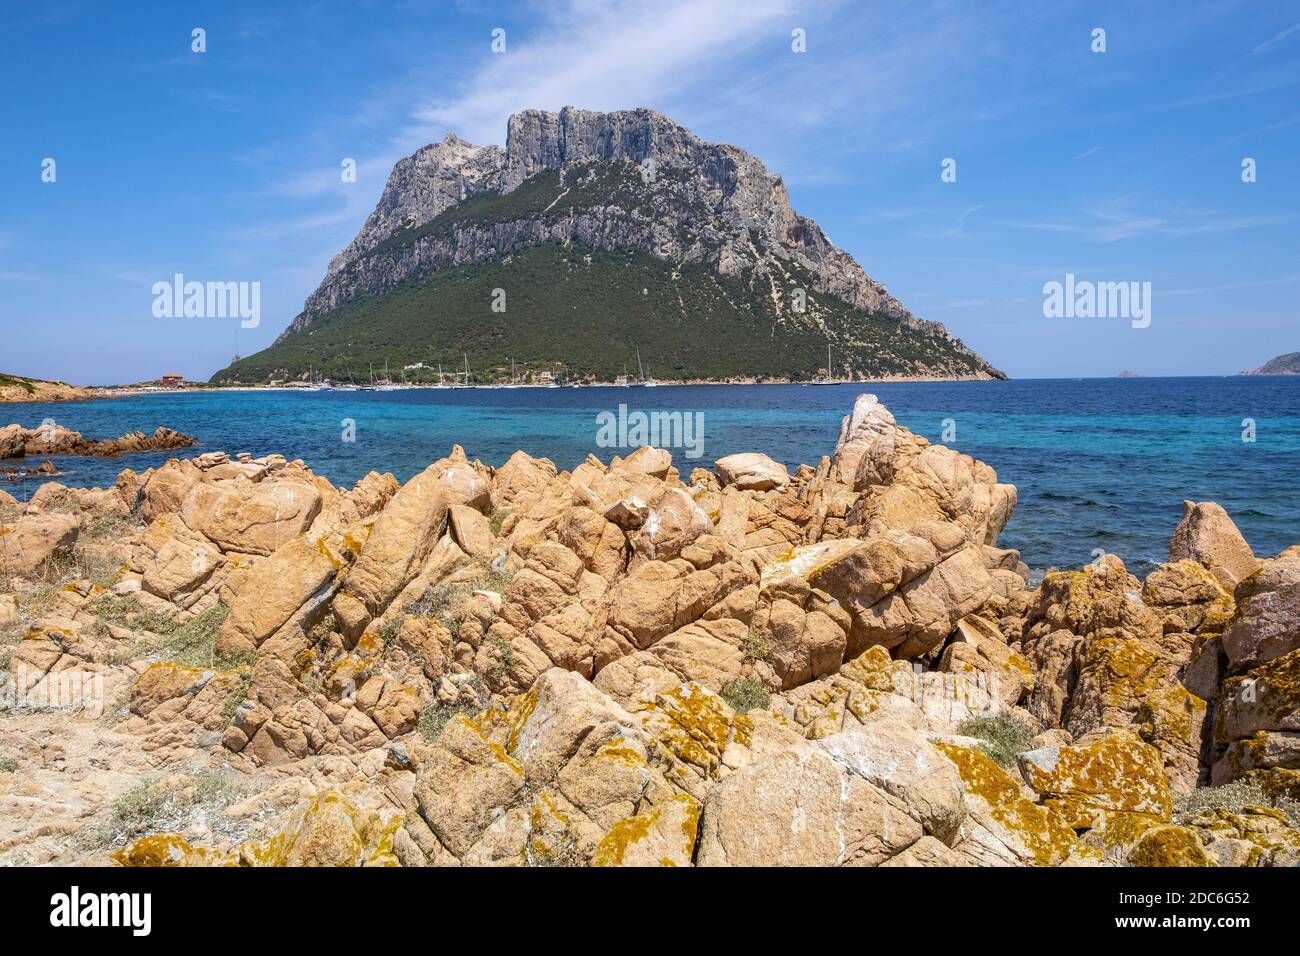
[636,348,644,383]
[464,353,471,386]
[827,343,832,383]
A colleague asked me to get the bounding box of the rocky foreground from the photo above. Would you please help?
[0,395,1296,867]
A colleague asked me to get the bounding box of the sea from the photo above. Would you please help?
[4,377,1297,574]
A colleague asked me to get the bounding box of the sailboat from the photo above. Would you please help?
[809,343,837,385]
[500,358,522,388]
[375,360,401,391]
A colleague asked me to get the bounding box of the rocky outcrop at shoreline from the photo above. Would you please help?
[0,423,195,460]
[0,374,100,404]
[1,396,1297,867]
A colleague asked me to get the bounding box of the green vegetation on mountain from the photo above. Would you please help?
[210,241,991,384]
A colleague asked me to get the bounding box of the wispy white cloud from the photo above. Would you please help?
[1003,203,1297,243]
[912,205,985,241]
[1252,22,1300,54]
[409,0,804,147]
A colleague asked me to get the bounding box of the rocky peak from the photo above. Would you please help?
[328,133,505,273]
[497,107,915,320]
[503,106,721,187]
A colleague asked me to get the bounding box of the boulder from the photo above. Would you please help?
[613,445,673,480]
[448,503,492,557]
[1213,648,1300,781]
[1017,731,1172,835]
[831,393,902,488]
[0,512,79,577]
[1127,825,1211,867]
[142,537,223,607]
[1221,552,1300,669]
[934,742,1077,866]
[426,447,491,512]
[590,794,700,867]
[714,453,789,491]
[218,533,344,651]
[696,741,924,866]
[181,479,322,556]
[340,464,450,614]
[140,460,202,522]
[1169,500,1259,591]
[632,487,711,562]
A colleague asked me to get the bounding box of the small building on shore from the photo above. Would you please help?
[160,374,186,389]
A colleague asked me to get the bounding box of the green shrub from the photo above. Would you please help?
[720,679,769,714]
[1175,778,1300,828]
[741,630,770,660]
[955,713,1036,769]
[417,701,480,741]
[143,603,251,669]
[378,616,403,649]
[220,671,252,726]
[405,581,474,633]
[487,634,516,675]
[90,772,258,848]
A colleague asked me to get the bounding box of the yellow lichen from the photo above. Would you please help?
[936,742,1076,867]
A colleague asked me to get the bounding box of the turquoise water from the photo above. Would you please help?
[4,377,1297,572]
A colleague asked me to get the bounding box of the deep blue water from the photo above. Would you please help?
[4,377,1297,573]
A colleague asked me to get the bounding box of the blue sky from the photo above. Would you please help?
[1,0,1297,383]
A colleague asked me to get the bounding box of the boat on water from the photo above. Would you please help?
[632,348,657,386]
[809,343,839,385]
[499,359,523,388]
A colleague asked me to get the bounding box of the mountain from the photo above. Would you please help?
[1242,352,1300,375]
[212,107,1004,384]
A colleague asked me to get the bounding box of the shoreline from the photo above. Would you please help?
[0,374,1003,403]
[2,372,1004,403]
[9,371,1293,404]
[9,370,1288,404]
